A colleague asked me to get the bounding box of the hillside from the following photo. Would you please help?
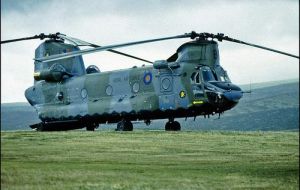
[1,80,299,131]
[1,102,40,130]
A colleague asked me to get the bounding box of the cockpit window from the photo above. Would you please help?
[215,66,231,82]
[202,68,216,82]
[219,75,230,82]
[191,72,201,84]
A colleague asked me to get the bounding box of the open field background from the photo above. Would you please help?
[1,131,299,190]
[1,79,299,131]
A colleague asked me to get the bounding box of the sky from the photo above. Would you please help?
[1,0,299,103]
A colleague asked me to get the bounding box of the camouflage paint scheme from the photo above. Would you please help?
[25,39,242,130]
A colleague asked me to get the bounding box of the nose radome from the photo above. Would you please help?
[223,90,243,102]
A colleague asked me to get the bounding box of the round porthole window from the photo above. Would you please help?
[132,82,140,93]
[56,92,63,101]
[106,85,113,96]
[162,78,171,90]
[81,88,88,99]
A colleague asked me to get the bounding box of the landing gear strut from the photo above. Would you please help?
[165,118,181,131]
[115,120,133,131]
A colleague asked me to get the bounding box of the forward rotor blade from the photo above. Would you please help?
[231,39,299,59]
[35,33,191,63]
[58,34,153,63]
[206,33,299,59]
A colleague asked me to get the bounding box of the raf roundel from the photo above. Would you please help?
[143,71,152,85]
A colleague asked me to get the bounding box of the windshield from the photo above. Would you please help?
[201,67,216,82]
[214,66,231,82]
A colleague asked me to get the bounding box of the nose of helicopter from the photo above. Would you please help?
[206,81,243,103]
[205,82,244,111]
[223,90,243,102]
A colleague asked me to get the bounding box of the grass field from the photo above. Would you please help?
[1,131,299,190]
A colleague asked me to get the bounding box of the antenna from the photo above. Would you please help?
[242,78,252,94]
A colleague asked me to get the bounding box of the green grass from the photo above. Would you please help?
[1,130,299,190]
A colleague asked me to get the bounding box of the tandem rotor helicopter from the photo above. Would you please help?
[1,31,299,131]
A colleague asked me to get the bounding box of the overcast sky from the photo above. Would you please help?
[1,0,299,103]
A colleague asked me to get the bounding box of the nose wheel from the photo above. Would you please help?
[165,119,181,131]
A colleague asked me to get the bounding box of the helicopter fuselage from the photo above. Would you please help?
[24,38,244,131]
[25,61,242,130]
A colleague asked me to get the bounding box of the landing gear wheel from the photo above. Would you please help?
[86,123,97,131]
[115,120,133,131]
[86,125,94,131]
[116,122,123,131]
[173,121,181,131]
[124,120,133,131]
[165,121,181,131]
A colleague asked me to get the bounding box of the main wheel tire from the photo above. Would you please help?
[173,121,181,131]
[124,120,133,131]
[86,123,98,131]
[86,124,95,131]
[165,122,172,131]
[165,121,181,131]
[116,120,133,131]
[115,121,124,131]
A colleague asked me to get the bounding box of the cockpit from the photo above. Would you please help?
[201,67,216,82]
[190,66,230,84]
[214,65,231,82]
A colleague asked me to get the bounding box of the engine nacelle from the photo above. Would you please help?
[34,70,65,82]
[153,60,180,70]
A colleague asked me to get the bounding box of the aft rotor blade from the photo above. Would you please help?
[1,34,44,44]
[58,34,153,63]
[57,34,93,46]
[1,33,59,44]
[35,33,191,63]
[1,36,39,44]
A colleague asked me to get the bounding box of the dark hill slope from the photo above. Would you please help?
[1,102,40,130]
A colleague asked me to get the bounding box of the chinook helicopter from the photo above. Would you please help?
[1,31,299,131]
